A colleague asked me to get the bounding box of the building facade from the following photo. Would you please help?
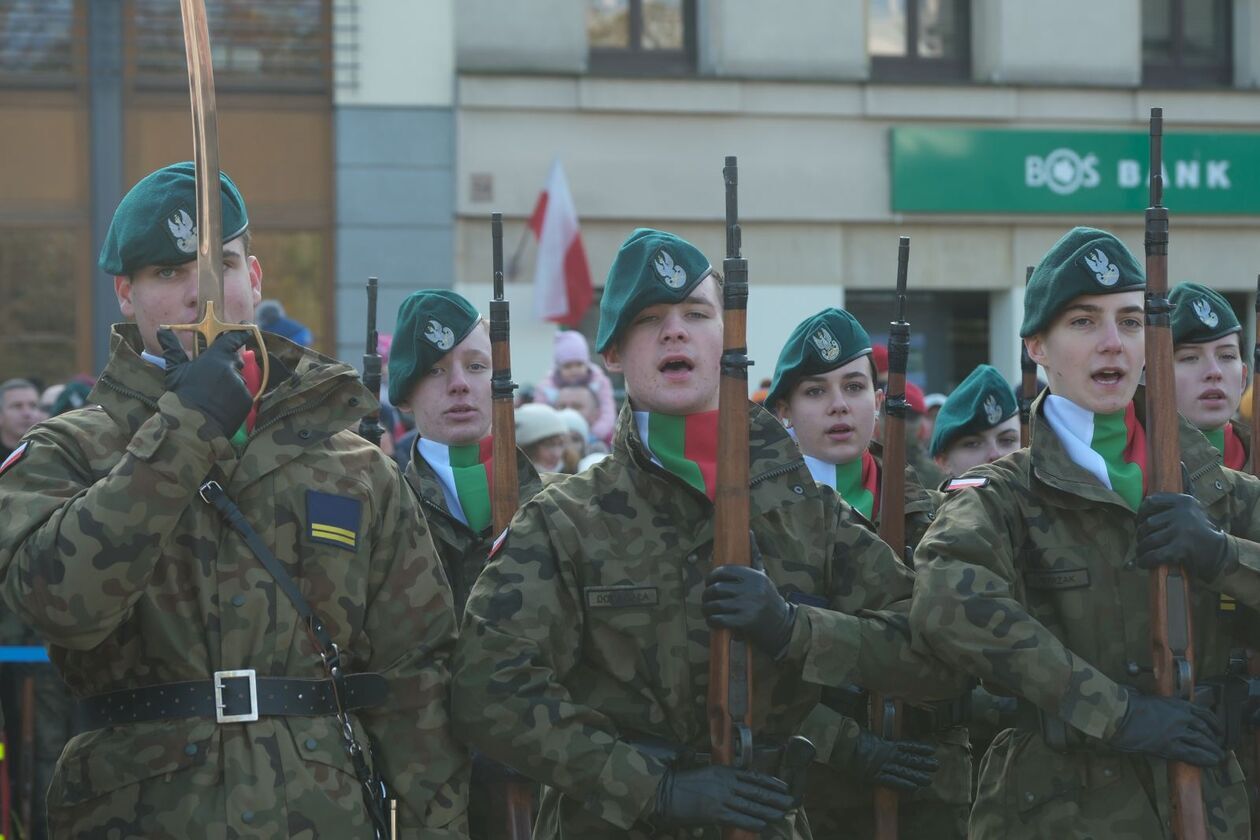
[2,0,1259,395]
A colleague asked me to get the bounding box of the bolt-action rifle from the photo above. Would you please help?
[1250,273,1260,840]
[488,212,534,840]
[1020,265,1036,447]
[709,156,756,840]
[358,276,384,446]
[870,237,911,840]
[1144,107,1207,840]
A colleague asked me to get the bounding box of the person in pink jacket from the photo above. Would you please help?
[537,330,617,443]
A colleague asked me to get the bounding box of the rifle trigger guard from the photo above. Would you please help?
[879,698,898,740]
[732,723,754,771]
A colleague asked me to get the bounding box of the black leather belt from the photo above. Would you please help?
[78,670,388,731]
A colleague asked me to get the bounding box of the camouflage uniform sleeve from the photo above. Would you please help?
[450,503,668,831]
[796,702,864,771]
[783,498,966,700]
[0,393,231,650]
[910,483,1129,740]
[1208,468,1260,610]
[360,460,468,838]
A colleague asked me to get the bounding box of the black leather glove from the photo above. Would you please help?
[846,730,939,792]
[1106,693,1225,766]
[1135,492,1235,582]
[157,328,252,438]
[702,565,796,657]
[651,765,795,832]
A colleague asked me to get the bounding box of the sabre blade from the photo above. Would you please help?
[179,0,224,327]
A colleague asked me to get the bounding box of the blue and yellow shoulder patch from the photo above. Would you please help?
[306,490,361,551]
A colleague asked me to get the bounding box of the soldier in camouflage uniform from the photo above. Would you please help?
[912,226,1260,838]
[929,364,1022,480]
[388,289,543,619]
[0,163,468,838]
[1171,282,1251,469]
[450,228,962,840]
[1169,282,1260,823]
[766,307,970,840]
[389,289,543,840]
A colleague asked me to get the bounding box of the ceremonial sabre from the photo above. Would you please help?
[165,0,269,400]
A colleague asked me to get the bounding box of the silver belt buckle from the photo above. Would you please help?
[214,669,258,724]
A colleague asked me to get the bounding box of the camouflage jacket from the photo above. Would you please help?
[911,393,1260,836]
[450,403,961,839]
[0,325,467,839]
[796,451,970,809]
[404,444,542,618]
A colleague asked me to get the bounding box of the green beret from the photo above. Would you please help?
[1020,226,1145,337]
[99,162,249,276]
[929,364,1019,456]
[1170,282,1241,346]
[766,308,872,410]
[594,228,715,353]
[388,289,481,405]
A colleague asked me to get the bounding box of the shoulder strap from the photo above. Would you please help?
[197,478,390,838]
[198,479,339,657]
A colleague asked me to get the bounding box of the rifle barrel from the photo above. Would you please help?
[1252,273,1259,477]
[358,276,383,446]
[1020,265,1037,447]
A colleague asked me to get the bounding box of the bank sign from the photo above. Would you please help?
[891,127,1260,214]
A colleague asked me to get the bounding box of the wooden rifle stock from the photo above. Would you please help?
[709,156,756,840]
[1020,265,1036,447]
[489,212,533,840]
[871,237,911,840]
[1144,107,1207,840]
[358,276,384,446]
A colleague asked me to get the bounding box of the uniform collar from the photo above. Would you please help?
[405,439,542,533]
[89,324,373,482]
[611,400,819,517]
[1029,388,1229,510]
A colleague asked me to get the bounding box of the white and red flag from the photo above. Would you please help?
[526,159,593,327]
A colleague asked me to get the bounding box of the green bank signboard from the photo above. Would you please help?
[891,127,1260,214]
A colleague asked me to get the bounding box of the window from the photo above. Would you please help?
[0,0,84,89]
[129,0,331,93]
[869,0,970,83]
[587,0,696,75]
[0,229,87,384]
[845,290,988,394]
[1143,0,1232,87]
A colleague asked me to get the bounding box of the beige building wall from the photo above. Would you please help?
[336,0,453,107]
[453,1,1260,388]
